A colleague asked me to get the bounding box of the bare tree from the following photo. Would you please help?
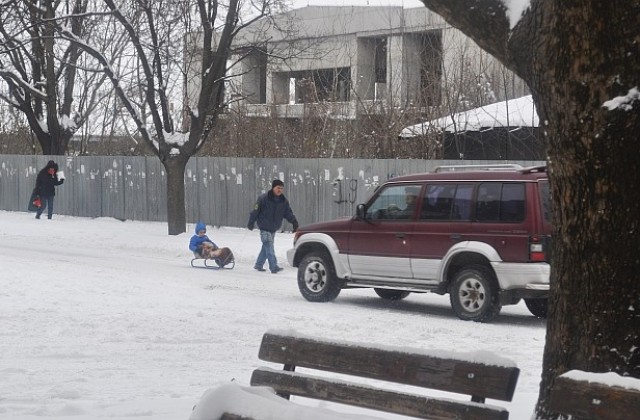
[419,1,640,418]
[0,101,35,153]
[58,0,291,234]
[0,0,125,155]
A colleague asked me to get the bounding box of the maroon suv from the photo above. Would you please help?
[287,164,551,322]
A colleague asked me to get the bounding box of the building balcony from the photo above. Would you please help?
[236,100,402,120]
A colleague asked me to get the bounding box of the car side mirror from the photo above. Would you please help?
[356,204,366,220]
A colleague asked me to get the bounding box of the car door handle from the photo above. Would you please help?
[450,234,461,241]
[395,233,406,239]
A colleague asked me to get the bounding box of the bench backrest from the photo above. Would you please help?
[250,332,519,420]
[550,375,640,420]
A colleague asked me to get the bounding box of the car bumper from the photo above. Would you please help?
[286,248,296,267]
[492,261,550,291]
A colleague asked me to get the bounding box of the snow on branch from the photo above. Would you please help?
[57,27,155,150]
[0,70,48,102]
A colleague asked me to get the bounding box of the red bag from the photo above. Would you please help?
[28,189,42,212]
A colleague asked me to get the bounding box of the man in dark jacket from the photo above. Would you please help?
[247,179,298,273]
[34,160,64,220]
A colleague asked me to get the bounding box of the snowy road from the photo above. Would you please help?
[0,211,545,419]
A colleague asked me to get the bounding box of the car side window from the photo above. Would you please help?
[366,185,415,220]
[419,184,473,220]
[476,182,525,222]
[452,184,474,220]
[420,184,456,220]
[476,183,501,221]
[501,183,525,221]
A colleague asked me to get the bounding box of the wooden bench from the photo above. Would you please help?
[224,331,521,420]
[549,371,640,420]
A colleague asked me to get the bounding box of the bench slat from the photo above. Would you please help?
[549,376,640,420]
[258,332,519,401]
[251,368,509,420]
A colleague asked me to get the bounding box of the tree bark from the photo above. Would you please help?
[163,156,188,235]
[420,1,640,418]
[532,2,640,418]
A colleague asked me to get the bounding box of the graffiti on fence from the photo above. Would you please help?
[332,178,358,204]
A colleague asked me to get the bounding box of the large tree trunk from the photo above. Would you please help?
[531,2,640,418]
[163,156,188,235]
[419,1,640,418]
[34,131,72,155]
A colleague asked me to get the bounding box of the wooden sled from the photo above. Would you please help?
[190,247,235,270]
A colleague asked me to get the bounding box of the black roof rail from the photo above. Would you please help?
[519,165,548,174]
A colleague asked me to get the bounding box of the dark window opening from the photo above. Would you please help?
[374,38,387,83]
[291,68,351,103]
[238,47,267,104]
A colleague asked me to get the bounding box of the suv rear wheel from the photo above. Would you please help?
[297,252,341,302]
[374,288,411,300]
[524,298,548,318]
[450,265,502,322]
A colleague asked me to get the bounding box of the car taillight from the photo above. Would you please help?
[529,236,546,262]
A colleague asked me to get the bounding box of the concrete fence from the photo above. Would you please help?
[0,155,545,229]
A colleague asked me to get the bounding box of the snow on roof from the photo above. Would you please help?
[400,95,539,138]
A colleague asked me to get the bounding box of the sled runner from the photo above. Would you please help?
[190,247,235,270]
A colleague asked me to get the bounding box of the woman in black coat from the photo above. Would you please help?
[34,160,64,219]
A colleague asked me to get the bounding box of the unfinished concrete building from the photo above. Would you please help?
[185,6,529,126]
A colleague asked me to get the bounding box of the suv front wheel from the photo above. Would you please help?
[450,265,502,322]
[297,252,342,302]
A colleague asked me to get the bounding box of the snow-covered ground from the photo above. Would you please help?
[0,211,545,419]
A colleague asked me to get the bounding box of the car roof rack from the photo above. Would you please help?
[520,165,547,174]
[434,164,524,173]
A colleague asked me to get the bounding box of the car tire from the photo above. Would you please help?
[374,288,411,300]
[449,265,502,322]
[297,252,341,302]
[524,298,548,318]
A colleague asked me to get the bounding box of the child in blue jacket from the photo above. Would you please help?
[189,222,220,259]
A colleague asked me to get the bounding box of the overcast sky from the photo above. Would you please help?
[289,0,533,29]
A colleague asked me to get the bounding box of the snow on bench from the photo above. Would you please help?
[190,383,384,420]
[549,370,640,420]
